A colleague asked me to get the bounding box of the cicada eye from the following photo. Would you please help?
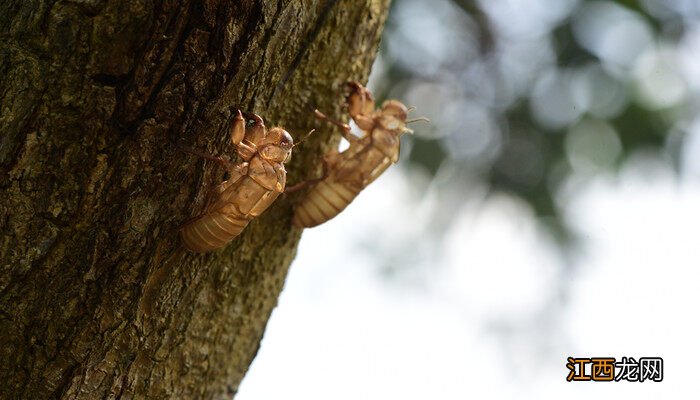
[382,100,408,120]
[279,130,294,149]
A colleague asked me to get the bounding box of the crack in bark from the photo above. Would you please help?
[269,0,341,107]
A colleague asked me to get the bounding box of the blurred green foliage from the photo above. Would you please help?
[372,0,697,247]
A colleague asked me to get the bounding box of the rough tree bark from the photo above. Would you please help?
[0,0,390,398]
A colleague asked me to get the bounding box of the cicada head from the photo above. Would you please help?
[259,127,294,163]
[378,100,409,134]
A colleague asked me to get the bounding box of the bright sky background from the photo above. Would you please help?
[237,160,700,399]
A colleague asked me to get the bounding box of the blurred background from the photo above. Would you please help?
[239,0,700,398]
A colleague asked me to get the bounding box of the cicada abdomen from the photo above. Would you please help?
[292,179,359,228]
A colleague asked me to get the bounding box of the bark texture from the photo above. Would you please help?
[0,0,390,398]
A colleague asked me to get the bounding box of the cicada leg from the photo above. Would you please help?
[313,109,361,143]
[177,161,249,230]
[285,158,331,193]
[345,81,376,131]
[173,141,236,170]
[230,109,246,146]
[234,111,264,161]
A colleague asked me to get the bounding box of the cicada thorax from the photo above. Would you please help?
[181,155,286,253]
[292,127,399,228]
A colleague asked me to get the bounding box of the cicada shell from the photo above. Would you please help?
[291,82,416,228]
[181,111,294,252]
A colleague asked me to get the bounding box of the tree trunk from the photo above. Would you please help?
[0,0,390,398]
